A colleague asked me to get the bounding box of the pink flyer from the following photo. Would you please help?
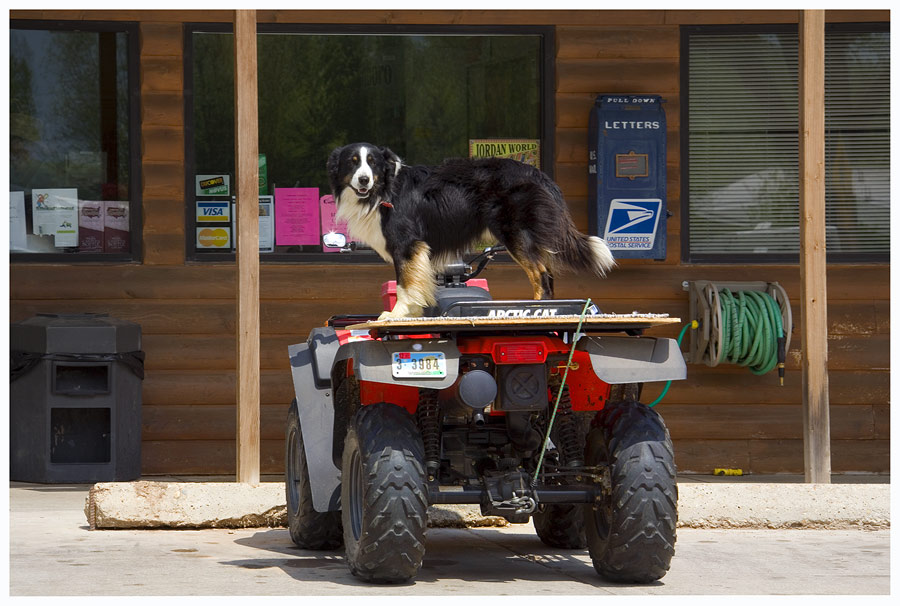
[319,194,351,252]
[274,188,320,246]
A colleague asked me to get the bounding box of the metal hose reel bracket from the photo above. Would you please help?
[685,280,792,372]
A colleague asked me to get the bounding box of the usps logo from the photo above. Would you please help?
[603,199,662,251]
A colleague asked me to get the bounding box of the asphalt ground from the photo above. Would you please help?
[5,477,892,597]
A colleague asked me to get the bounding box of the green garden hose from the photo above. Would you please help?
[716,288,785,378]
[648,320,697,407]
[651,286,788,407]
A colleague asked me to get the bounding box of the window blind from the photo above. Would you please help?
[824,31,890,255]
[686,27,889,260]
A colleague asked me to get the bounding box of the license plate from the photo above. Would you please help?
[392,352,447,378]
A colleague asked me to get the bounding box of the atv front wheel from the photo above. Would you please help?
[533,503,587,549]
[285,400,343,550]
[533,388,588,549]
[584,398,677,583]
[341,402,428,583]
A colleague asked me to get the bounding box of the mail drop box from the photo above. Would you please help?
[588,95,667,260]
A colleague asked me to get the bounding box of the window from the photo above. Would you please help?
[9,20,141,261]
[682,24,889,262]
[185,24,552,261]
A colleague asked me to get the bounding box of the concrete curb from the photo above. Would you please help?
[85,481,890,531]
[677,483,889,530]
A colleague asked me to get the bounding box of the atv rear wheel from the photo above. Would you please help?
[341,402,428,584]
[584,398,677,583]
[285,400,343,550]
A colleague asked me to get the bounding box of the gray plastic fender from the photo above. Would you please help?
[576,335,687,384]
[288,327,342,513]
[288,332,460,513]
[331,338,461,389]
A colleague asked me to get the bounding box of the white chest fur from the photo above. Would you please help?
[335,189,392,263]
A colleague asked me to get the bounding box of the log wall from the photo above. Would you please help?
[9,9,890,475]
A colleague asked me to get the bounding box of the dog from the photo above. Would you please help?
[327,143,615,319]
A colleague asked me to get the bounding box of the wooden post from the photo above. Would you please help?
[799,10,831,483]
[234,9,260,484]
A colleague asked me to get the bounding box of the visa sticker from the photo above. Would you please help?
[197,201,230,222]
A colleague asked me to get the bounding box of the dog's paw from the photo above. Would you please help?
[378,305,423,321]
[378,310,408,321]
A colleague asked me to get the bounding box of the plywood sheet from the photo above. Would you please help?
[348,312,681,331]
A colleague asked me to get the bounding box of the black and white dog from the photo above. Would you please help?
[327,143,615,319]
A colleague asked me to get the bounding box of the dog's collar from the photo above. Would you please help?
[380,200,394,209]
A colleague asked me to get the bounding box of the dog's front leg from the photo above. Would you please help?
[377,241,436,320]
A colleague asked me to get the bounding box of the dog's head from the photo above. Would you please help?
[327,143,402,209]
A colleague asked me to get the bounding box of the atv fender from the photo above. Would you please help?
[288,327,342,513]
[328,338,461,467]
[576,335,686,384]
[330,338,461,389]
[288,332,460,513]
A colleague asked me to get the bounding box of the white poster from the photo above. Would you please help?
[32,188,79,247]
[258,195,274,252]
[9,191,27,250]
[231,196,275,253]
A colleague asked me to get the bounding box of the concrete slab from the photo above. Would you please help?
[84,477,890,531]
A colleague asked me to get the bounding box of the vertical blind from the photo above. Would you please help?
[686,27,889,260]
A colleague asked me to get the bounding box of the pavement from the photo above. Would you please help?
[6,474,892,596]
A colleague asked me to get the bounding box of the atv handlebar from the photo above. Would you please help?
[460,245,506,282]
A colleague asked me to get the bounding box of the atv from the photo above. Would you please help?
[286,246,685,584]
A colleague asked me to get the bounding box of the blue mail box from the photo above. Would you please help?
[588,95,667,260]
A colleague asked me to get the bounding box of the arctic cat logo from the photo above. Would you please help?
[487,309,559,318]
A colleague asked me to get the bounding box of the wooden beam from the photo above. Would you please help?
[234,9,260,484]
[799,9,831,483]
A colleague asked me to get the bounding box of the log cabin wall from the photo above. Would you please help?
[9,10,889,475]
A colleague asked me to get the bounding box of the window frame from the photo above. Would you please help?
[680,22,890,265]
[9,19,143,264]
[183,22,556,264]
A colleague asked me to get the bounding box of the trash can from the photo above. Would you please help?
[10,313,144,483]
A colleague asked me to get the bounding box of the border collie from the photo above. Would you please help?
[327,143,615,319]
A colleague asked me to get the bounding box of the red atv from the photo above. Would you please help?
[286,247,685,584]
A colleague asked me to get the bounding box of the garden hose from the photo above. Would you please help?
[715,288,787,382]
[698,283,791,384]
[648,320,697,407]
[652,284,789,408]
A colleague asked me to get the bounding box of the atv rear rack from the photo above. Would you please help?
[346,312,681,336]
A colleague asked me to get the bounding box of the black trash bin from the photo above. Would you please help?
[10,313,144,483]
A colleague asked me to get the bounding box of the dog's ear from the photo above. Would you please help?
[326,146,342,194]
[380,146,402,179]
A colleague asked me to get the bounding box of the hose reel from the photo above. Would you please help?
[686,280,792,384]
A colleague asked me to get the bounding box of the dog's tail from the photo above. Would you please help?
[554,227,616,278]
